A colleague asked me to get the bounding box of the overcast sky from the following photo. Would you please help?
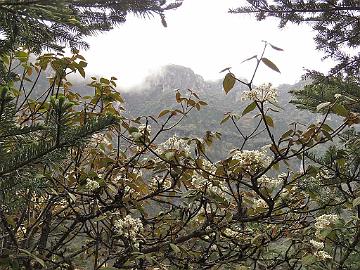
[82,0,333,89]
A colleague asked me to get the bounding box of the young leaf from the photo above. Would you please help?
[261,58,281,73]
[242,101,257,116]
[332,103,348,117]
[220,115,230,125]
[170,243,181,253]
[353,197,360,208]
[241,55,257,63]
[269,43,284,51]
[158,109,170,118]
[223,73,236,94]
[264,115,274,127]
[219,67,232,73]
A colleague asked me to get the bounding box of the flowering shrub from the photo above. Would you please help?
[1,46,360,270]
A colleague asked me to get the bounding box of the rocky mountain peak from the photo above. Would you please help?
[143,64,207,93]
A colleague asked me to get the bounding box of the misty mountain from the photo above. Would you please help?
[121,65,322,159]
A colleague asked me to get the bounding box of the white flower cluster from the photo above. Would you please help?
[124,186,140,199]
[85,179,100,191]
[315,250,332,260]
[157,135,191,156]
[316,169,333,180]
[232,149,271,174]
[310,239,324,250]
[200,159,217,174]
[253,198,268,209]
[191,172,229,201]
[113,175,141,198]
[138,124,151,135]
[114,215,143,248]
[91,133,111,146]
[258,174,284,188]
[315,214,339,230]
[309,240,332,261]
[223,228,239,238]
[241,83,278,103]
[223,225,244,239]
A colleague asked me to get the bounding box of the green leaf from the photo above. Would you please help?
[158,109,170,118]
[223,73,236,94]
[77,66,85,78]
[170,243,181,253]
[264,115,274,127]
[302,254,316,266]
[78,60,87,68]
[242,102,257,116]
[100,78,110,84]
[261,58,281,73]
[353,197,360,208]
[220,115,230,125]
[281,129,293,139]
[332,103,348,117]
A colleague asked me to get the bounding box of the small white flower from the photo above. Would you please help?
[223,228,237,238]
[241,83,278,102]
[316,250,332,260]
[315,214,339,230]
[157,135,191,156]
[114,214,143,245]
[310,239,324,250]
[253,198,267,209]
[85,179,100,191]
[232,149,271,174]
[138,124,151,135]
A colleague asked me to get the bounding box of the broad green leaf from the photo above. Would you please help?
[223,73,236,94]
[77,66,85,78]
[353,197,360,208]
[261,58,281,73]
[100,78,110,84]
[264,115,274,127]
[281,129,293,139]
[302,254,316,266]
[165,152,175,160]
[321,123,333,132]
[170,243,181,253]
[332,103,348,117]
[242,102,257,116]
[158,109,170,118]
[78,60,87,68]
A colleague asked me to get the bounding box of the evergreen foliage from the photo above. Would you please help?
[0,0,182,53]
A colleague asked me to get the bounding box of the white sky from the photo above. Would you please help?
[82,0,333,89]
